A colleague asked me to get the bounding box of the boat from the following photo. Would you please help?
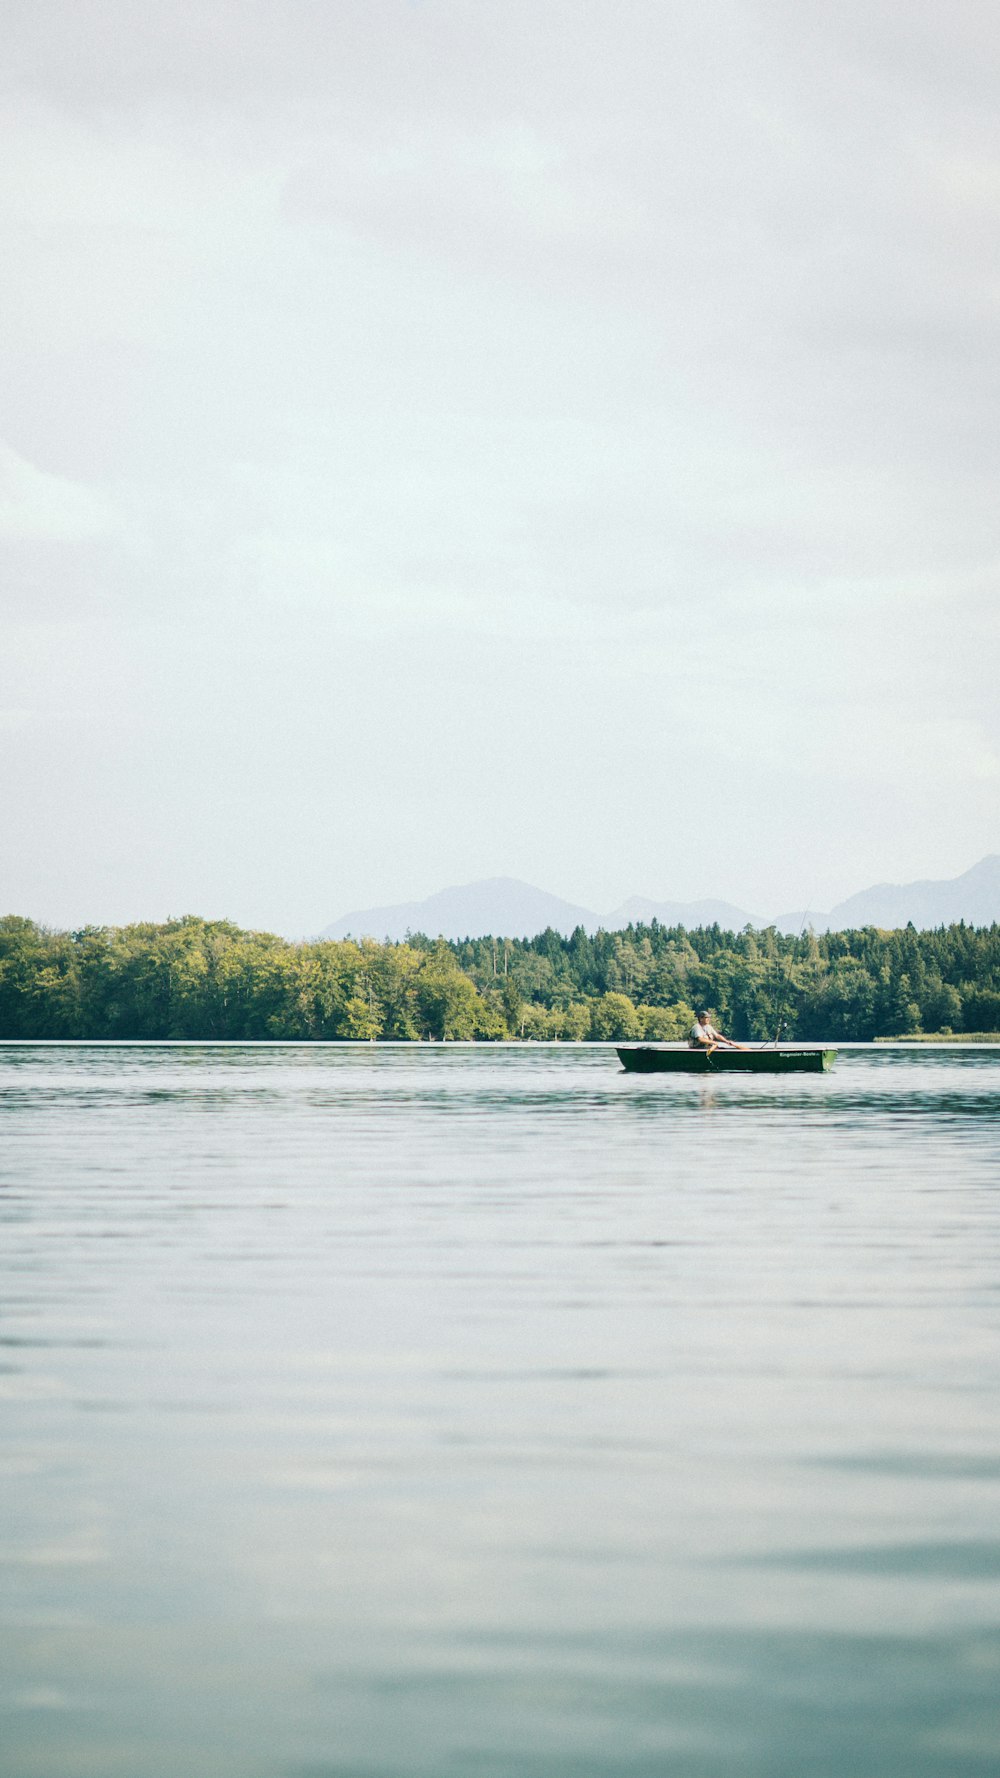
[616,1044,837,1074]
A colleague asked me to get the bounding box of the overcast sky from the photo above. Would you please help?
[3,0,999,934]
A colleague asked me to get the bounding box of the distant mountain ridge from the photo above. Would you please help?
[823,854,1000,931]
[320,857,1000,942]
[604,894,763,930]
[320,878,597,944]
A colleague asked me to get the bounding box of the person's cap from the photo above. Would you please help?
[697,1009,709,1018]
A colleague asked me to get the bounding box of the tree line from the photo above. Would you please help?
[1,913,999,1041]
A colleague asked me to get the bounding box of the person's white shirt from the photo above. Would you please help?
[690,1017,718,1044]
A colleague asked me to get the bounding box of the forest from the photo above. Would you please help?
[1,913,999,1042]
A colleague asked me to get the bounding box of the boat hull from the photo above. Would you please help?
[616,1045,837,1074]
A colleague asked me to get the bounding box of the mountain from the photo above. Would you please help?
[320,857,1000,943]
[320,877,599,942]
[605,895,762,930]
[825,855,1000,931]
[771,909,831,935]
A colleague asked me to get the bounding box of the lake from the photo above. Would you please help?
[2,1042,999,1776]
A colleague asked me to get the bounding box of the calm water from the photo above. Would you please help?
[2,1042,999,1777]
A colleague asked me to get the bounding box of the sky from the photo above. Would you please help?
[2,0,999,935]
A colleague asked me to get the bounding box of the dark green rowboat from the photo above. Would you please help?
[617,1045,837,1074]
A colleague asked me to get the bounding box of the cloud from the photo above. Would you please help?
[0,442,119,541]
[1,4,999,928]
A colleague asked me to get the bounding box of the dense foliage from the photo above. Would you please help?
[2,914,999,1041]
[450,920,1000,1041]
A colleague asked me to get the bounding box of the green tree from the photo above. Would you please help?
[814,959,878,1040]
[636,1000,693,1041]
[589,992,640,1041]
[961,986,1000,1031]
[415,944,482,1039]
[497,975,524,1036]
[341,993,382,1040]
[562,1002,592,1041]
[919,975,962,1034]
[879,971,922,1037]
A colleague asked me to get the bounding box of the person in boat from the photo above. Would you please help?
[689,1009,746,1052]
